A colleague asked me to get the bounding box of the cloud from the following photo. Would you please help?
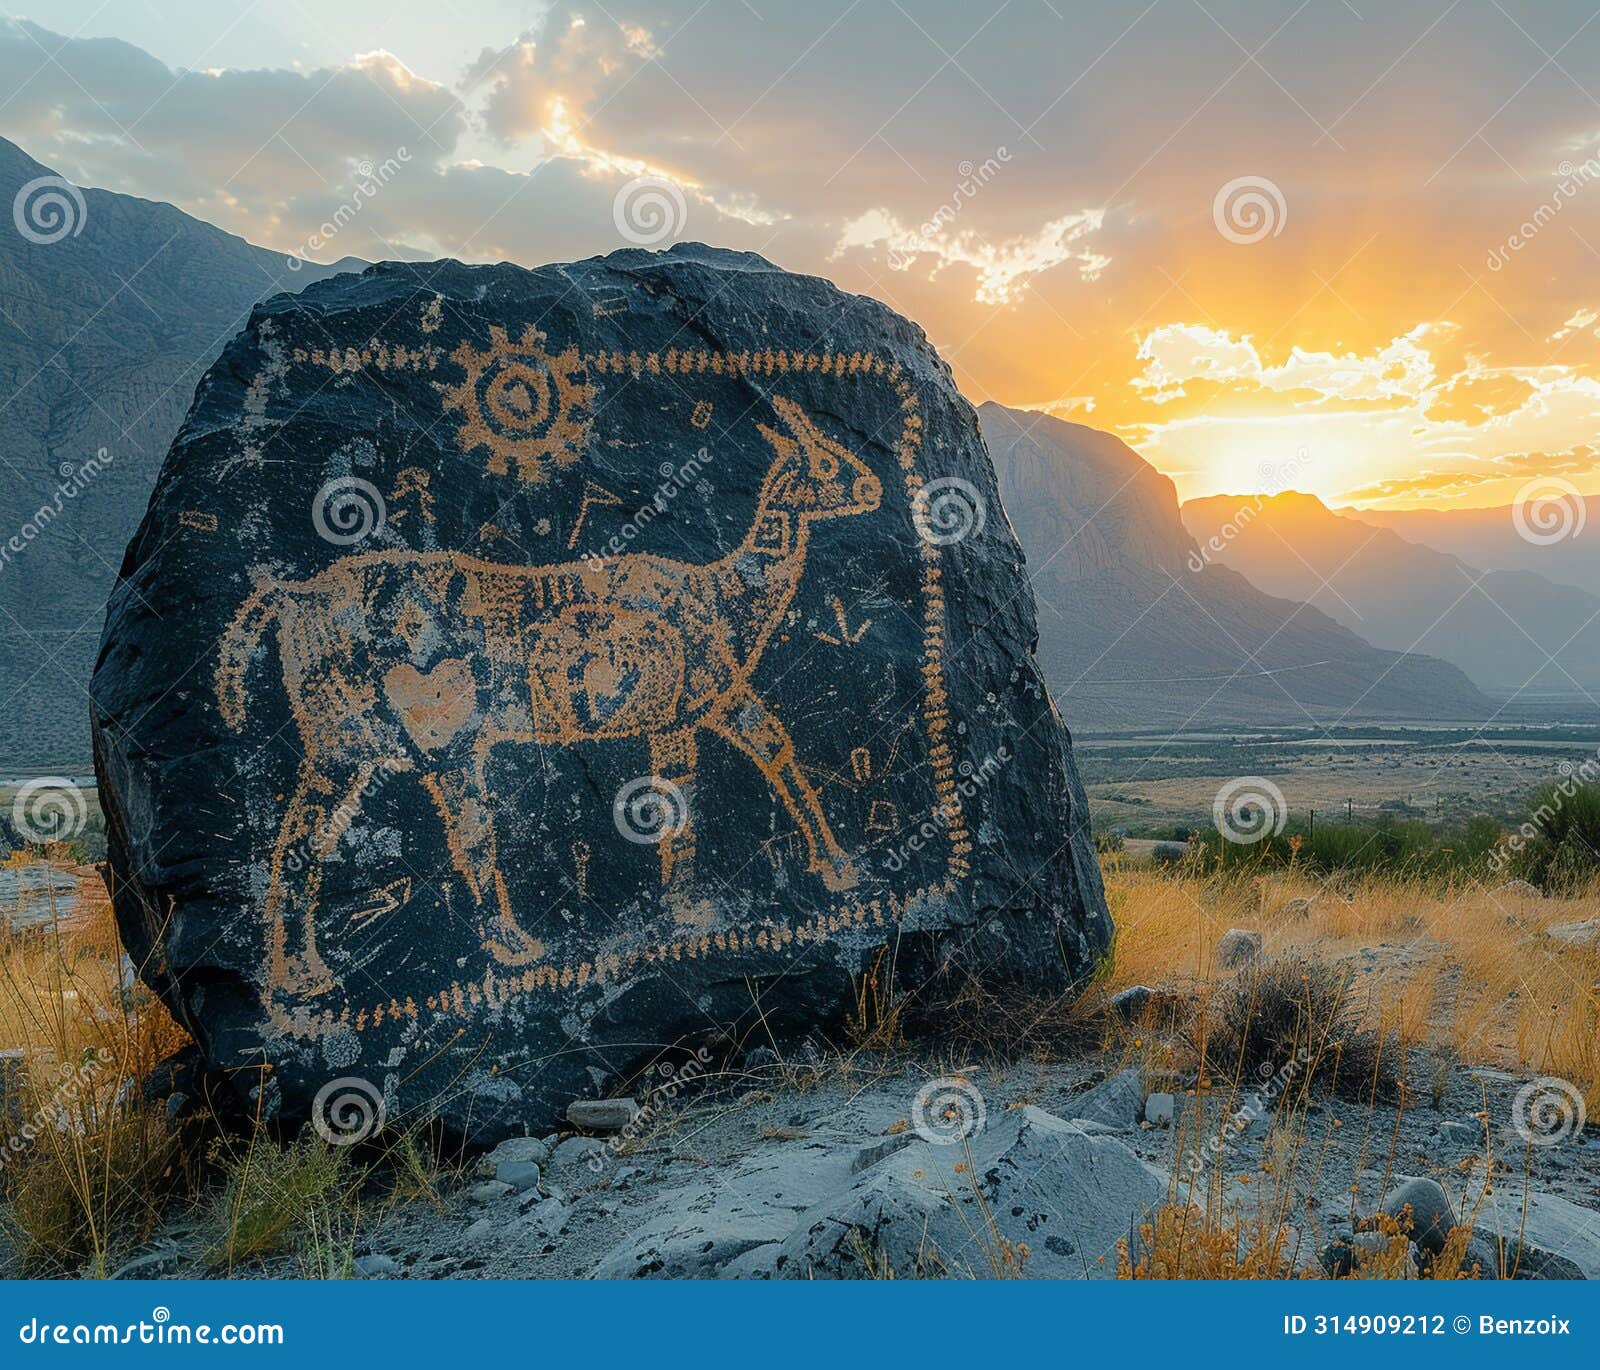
[833,206,1107,304]
[1132,323,1446,406]
[463,7,658,146]
[1340,446,1597,503]
[1548,307,1599,341]
[0,21,466,197]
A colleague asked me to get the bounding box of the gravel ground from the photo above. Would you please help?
[71,1046,1598,1281]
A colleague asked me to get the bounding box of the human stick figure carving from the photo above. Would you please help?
[216,396,883,1000]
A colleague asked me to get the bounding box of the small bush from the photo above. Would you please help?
[1203,954,1399,1103]
[207,1134,351,1269]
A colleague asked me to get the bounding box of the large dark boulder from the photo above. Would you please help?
[91,245,1109,1141]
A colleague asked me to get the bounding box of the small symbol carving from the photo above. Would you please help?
[351,877,412,930]
[391,467,435,527]
[815,595,872,646]
[568,480,624,549]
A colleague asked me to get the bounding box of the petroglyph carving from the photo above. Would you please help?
[441,325,596,482]
[217,396,882,1000]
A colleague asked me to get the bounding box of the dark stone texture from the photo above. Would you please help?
[92,245,1110,1140]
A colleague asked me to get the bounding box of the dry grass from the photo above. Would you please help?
[1097,863,1600,1116]
[206,1132,352,1271]
[0,853,189,1274]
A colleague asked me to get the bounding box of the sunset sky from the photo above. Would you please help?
[5,0,1600,510]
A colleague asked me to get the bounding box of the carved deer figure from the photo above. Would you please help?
[217,396,883,999]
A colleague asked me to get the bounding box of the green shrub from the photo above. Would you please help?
[1191,813,1501,879]
[1505,780,1600,892]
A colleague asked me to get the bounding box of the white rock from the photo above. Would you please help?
[1216,928,1262,969]
[567,1098,641,1132]
[1144,1092,1176,1127]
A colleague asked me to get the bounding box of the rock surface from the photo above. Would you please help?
[594,1099,1164,1280]
[1216,928,1263,969]
[91,247,1110,1141]
[567,1099,640,1132]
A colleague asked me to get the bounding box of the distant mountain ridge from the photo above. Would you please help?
[1344,498,1599,597]
[0,136,361,766]
[1182,491,1600,697]
[978,403,1490,728]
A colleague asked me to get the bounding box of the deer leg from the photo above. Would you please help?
[420,759,543,968]
[710,689,858,892]
[264,762,369,1001]
[647,728,698,891]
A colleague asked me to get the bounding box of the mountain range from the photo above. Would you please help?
[978,404,1491,729]
[0,132,1550,763]
[1182,492,1600,700]
[1349,499,1598,597]
[0,136,358,766]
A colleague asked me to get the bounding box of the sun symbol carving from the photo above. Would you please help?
[441,325,596,483]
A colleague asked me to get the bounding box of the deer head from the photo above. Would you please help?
[755,396,882,523]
